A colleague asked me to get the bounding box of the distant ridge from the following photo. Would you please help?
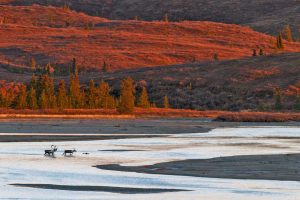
[2,0,299,36]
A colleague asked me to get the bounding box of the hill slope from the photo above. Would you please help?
[0,5,299,71]
[0,53,299,111]
[2,0,299,36]
[88,53,299,111]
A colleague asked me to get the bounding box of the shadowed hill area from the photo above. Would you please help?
[0,5,299,71]
[87,52,300,111]
[1,0,299,36]
[0,53,299,111]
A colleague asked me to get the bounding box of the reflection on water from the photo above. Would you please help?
[0,126,300,199]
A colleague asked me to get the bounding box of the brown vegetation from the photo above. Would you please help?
[0,53,299,111]
[1,0,299,36]
[216,112,300,122]
[0,108,298,122]
[0,5,299,72]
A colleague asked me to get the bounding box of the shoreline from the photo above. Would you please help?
[0,108,298,122]
[95,153,300,182]
[0,118,212,142]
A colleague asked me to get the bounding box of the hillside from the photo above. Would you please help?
[0,5,299,72]
[0,53,299,111]
[2,0,299,36]
[88,52,299,111]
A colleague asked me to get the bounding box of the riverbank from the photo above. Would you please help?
[0,108,298,122]
[0,118,212,142]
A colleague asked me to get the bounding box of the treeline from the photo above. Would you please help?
[275,25,299,50]
[30,58,110,76]
[0,71,170,114]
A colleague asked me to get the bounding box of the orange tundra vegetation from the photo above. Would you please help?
[0,5,299,71]
[0,108,298,122]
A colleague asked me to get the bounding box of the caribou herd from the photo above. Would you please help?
[44,145,77,157]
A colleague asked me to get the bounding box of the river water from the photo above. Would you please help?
[1,126,300,199]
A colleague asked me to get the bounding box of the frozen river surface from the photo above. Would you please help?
[1,126,300,199]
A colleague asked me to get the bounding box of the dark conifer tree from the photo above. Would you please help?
[137,87,150,108]
[87,79,96,108]
[30,58,36,71]
[102,61,107,73]
[35,74,43,99]
[295,91,300,111]
[98,80,115,109]
[277,33,284,49]
[29,75,37,90]
[27,87,38,109]
[213,53,219,61]
[284,25,293,42]
[164,95,170,108]
[57,80,68,109]
[274,88,282,110]
[16,84,27,109]
[69,74,82,108]
[259,49,264,56]
[39,90,48,109]
[72,58,78,76]
[118,77,135,114]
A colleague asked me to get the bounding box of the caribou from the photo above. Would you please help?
[44,145,58,156]
[63,149,77,156]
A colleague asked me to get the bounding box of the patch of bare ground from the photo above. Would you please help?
[95,153,300,181]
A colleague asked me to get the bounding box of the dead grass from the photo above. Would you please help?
[216,112,300,122]
[0,108,298,122]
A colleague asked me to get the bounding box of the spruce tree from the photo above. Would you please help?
[47,77,56,109]
[118,77,135,114]
[295,91,300,111]
[213,53,219,61]
[72,58,78,76]
[42,75,50,96]
[69,74,82,108]
[57,80,68,109]
[30,58,36,71]
[274,88,282,110]
[98,80,115,109]
[27,87,38,109]
[259,49,264,56]
[102,61,107,73]
[35,74,43,100]
[39,90,48,109]
[29,75,37,89]
[137,87,150,108]
[164,13,169,22]
[16,84,27,109]
[276,33,284,49]
[88,79,97,108]
[284,25,293,42]
[164,95,170,108]
[45,62,52,75]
